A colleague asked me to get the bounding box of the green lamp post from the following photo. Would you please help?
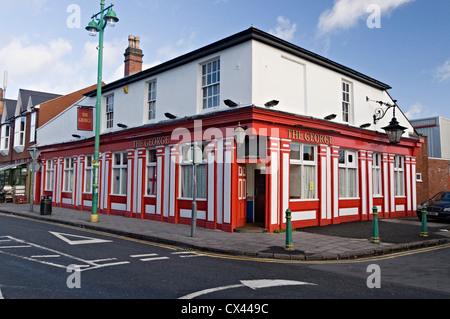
[85,2,119,223]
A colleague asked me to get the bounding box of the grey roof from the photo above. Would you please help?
[1,99,17,122]
[17,89,61,113]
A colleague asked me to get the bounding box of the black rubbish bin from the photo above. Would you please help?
[40,196,52,215]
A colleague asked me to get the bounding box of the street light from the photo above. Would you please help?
[367,96,407,144]
[85,1,119,223]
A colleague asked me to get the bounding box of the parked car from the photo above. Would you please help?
[417,191,450,221]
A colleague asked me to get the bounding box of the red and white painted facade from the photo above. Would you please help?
[34,28,423,233]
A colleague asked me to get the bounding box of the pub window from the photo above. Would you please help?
[394,155,405,196]
[45,160,54,191]
[146,149,157,196]
[180,143,207,199]
[148,80,157,120]
[237,135,267,160]
[342,81,352,123]
[373,153,382,196]
[84,155,93,193]
[112,152,127,195]
[202,58,220,109]
[289,143,317,200]
[106,94,114,129]
[63,158,74,192]
[339,149,358,198]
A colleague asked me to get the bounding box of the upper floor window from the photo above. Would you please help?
[339,149,358,198]
[1,124,10,154]
[106,95,114,129]
[29,112,36,142]
[202,59,220,109]
[13,117,26,152]
[342,81,351,123]
[148,80,157,120]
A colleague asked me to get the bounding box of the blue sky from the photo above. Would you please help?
[1,0,449,120]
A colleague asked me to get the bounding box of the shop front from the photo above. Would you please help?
[35,106,422,233]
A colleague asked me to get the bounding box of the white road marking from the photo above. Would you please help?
[179,279,317,299]
[86,258,118,263]
[0,236,128,272]
[130,253,158,258]
[172,251,206,258]
[30,255,61,258]
[131,253,169,262]
[49,232,112,246]
[140,257,169,262]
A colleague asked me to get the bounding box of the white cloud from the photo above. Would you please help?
[0,37,71,78]
[436,59,450,83]
[270,16,297,41]
[317,0,414,35]
[404,102,427,120]
[0,36,125,96]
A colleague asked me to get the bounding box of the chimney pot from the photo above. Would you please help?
[124,35,144,77]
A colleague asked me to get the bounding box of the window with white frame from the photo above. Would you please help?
[112,152,127,195]
[106,95,114,129]
[342,81,351,123]
[63,158,74,192]
[373,153,382,196]
[339,149,358,198]
[1,124,10,154]
[84,155,93,193]
[29,112,36,142]
[148,80,157,120]
[394,155,405,196]
[202,59,220,109]
[13,117,26,151]
[146,149,157,196]
[289,143,317,200]
[180,143,207,199]
[45,160,54,191]
[416,173,423,182]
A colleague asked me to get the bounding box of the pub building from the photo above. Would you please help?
[34,28,423,233]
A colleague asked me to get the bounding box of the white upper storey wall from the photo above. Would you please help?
[37,28,414,146]
[251,40,413,135]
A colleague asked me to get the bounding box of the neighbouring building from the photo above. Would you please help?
[411,116,450,203]
[0,88,61,202]
[0,85,98,203]
[34,28,423,233]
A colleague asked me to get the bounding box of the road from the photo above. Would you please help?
[1,213,449,309]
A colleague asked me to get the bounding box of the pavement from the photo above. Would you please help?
[1,203,449,261]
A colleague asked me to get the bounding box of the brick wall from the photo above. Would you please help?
[428,158,450,197]
[415,135,450,203]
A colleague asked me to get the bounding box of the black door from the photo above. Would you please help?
[254,169,266,224]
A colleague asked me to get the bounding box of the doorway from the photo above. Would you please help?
[253,169,266,225]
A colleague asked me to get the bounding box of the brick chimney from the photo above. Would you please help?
[124,35,144,77]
